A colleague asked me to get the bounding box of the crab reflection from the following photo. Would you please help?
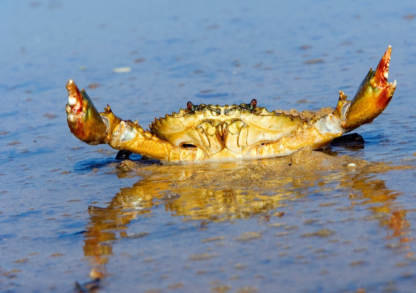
[82,152,412,274]
[342,172,411,241]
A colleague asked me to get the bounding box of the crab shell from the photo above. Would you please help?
[149,104,311,158]
[65,47,396,163]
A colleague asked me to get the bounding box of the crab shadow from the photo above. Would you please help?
[73,154,146,173]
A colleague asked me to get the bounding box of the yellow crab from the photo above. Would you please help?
[65,47,396,163]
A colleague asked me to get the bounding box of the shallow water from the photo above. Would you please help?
[1,0,416,292]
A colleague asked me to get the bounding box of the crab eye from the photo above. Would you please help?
[187,101,195,111]
[250,99,257,109]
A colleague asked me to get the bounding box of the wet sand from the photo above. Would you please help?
[1,0,416,292]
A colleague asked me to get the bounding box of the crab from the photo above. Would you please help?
[66,47,396,163]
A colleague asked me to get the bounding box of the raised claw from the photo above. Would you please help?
[65,79,108,145]
[342,46,397,130]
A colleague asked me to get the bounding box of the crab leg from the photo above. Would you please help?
[251,115,345,158]
[65,80,206,162]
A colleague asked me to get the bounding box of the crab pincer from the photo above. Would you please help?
[342,46,397,130]
[65,80,108,145]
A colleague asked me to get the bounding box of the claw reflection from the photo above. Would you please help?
[81,151,412,278]
[343,172,412,242]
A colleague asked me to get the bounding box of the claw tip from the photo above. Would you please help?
[66,79,81,107]
[66,79,79,93]
[374,46,392,86]
[386,45,392,55]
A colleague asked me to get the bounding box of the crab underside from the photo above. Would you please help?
[65,47,396,163]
